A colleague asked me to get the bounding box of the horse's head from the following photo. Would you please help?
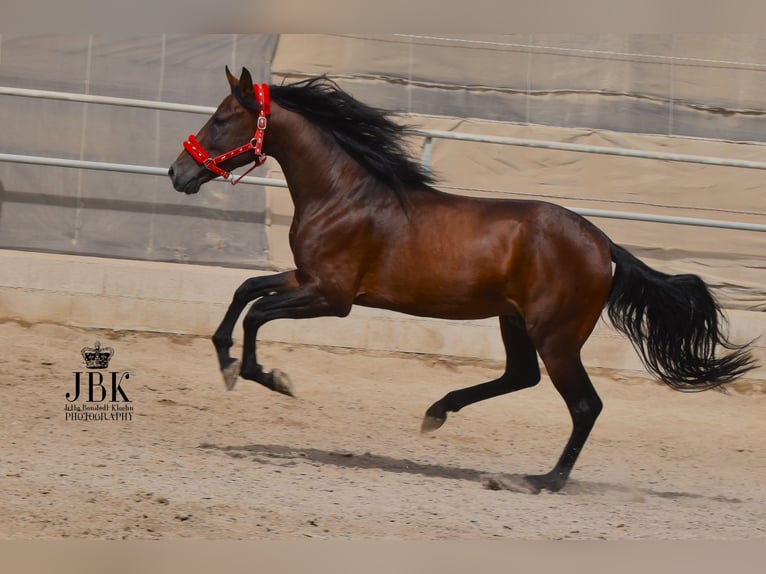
[168,67,269,194]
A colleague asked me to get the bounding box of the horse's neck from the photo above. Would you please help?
[266,105,369,216]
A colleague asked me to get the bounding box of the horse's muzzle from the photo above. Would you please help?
[168,162,203,195]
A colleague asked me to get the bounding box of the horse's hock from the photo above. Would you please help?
[0,248,763,382]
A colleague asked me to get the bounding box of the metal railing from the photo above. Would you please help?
[0,152,288,189]
[1,85,765,232]
[7,86,766,172]
[0,86,215,114]
[415,130,766,172]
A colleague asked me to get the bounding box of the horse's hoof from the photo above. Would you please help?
[222,359,240,391]
[482,474,542,495]
[270,369,294,397]
[421,414,446,433]
[523,473,565,493]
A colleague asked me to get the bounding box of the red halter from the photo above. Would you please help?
[183,83,271,185]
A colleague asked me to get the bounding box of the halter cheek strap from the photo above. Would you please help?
[183,83,270,186]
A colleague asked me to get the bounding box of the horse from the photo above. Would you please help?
[168,67,756,493]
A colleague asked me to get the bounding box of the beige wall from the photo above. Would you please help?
[0,248,763,381]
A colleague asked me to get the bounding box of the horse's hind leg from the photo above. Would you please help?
[522,337,603,493]
[421,315,540,432]
[212,271,294,389]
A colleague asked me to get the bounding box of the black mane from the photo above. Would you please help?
[270,77,436,195]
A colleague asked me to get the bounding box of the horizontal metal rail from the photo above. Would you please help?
[0,153,288,188]
[0,86,215,114]
[2,153,764,232]
[415,130,766,171]
[5,85,766,171]
[570,207,765,232]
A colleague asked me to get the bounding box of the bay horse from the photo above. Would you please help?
[168,67,756,493]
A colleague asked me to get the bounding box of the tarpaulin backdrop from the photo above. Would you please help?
[270,34,766,311]
[273,34,766,141]
[0,34,277,267]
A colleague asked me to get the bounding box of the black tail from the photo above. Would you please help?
[607,244,757,391]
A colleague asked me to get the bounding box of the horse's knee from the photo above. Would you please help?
[233,278,261,304]
[508,363,541,390]
[524,367,542,387]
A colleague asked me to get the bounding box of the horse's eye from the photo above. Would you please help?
[213,114,226,126]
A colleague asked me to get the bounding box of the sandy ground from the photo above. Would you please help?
[0,320,764,540]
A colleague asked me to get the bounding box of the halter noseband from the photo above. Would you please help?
[183,83,271,186]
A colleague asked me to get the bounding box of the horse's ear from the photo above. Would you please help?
[227,66,257,109]
[239,67,254,98]
[225,65,238,88]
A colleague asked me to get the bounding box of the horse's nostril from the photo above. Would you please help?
[168,166,175,180]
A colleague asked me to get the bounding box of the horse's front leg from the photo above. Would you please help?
[237,278,345,395]
[212,271,295,389]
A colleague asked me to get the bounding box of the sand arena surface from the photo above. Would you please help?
[1,320,764,540]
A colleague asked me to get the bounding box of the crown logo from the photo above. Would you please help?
[81,341,115,369]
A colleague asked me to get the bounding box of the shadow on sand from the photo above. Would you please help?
[199,442,742,502]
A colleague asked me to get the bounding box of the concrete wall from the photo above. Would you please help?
[1,248,763,381]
